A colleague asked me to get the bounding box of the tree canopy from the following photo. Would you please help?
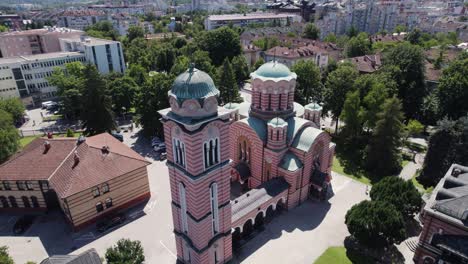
[370,176,422,217]
[0,109,20,163]
[303,23,320,40]
[0,98,25,125]
[345,33,371,58]
[291,59,322,105]
[105,239,145,264]
[127,25,145,43]
[0,246,14,264]
[217,58,242,104]
[196,26,242,66]
[345,200,406,248]
[437,56,468,120]
[340,90,362,139]
[108,76,139,115]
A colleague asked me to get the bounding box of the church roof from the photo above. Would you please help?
[291,126,323,152]
[240,116,268,141]
[305,102,322,111]
[280,152,303,172]
[169,66,219,102]
[268,117,287,127]
[251,61,297,81]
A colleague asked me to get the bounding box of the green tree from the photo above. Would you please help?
[291,60,322,104]
[80,65,115,136]
[370,177,422,217]
[217,58,242,104]
[347,26,358,38]
[66,128,75,137]
[365,97,405,176]
[383,43,426,120]
[0,246,14,264]
[405,28,422,45]
[394,24,406,34]
[85,21,119,40]
[105,239,145,264]
[47,62,85,119]
[126,64,148,87]
[253,57,265,70]
[196,26,241,66]
[170,55,190,76]
[303,23,320,40]
[108,76,138,115]
[127,25,145,43]
[324,33,337,43]
[192,50,215,75]
[345,200,406,248]
[361,83,388,130]
[437,56,468,120]
[136,73,173,138]
[323,64,359,133]
[0,110,19,163]
[0,25,8,32]
[345,33,370,57]
[231,55,250,84]
[0,98,25,124]
[340,90,362,139]
[405,119,424,138]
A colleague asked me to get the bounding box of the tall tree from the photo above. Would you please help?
[345,32,371,58]
[80,65,115,136]
[253,57,265,70]
[137,73,173,138]
[291,59,322,105]
[437,56,468,120]
[303,23,320,40]
[365,97,405,176]
[0,98,25,124]
[108,76,138,115]
[345,200,406,248]
[0,246,14,264]
[361,83,388,130]
[126,64,148,87]
[370,176,422,218]
[217,58,242,104]
[196,26,242,66]
[105,239,145,264]
[405,28,422,45]
[383,43,426,120]
[340,90,362,139]
[0,110,19,163]
[323,64,359,133]
[231,55,250,84]
[127,25,145,43]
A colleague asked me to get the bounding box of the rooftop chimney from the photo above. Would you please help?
[101,146,110,155]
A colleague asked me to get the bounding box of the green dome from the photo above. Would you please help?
[170,67,219,101]
[305,102,322,111]
[255,61,292,78]
[268,117,287,127]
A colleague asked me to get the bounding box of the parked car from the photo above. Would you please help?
[111,132,124,142]
[41,101,54,109]
[96,213,126,233]
[13,215,36,235]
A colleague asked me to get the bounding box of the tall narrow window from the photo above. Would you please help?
[210,183,219,234]
[204,138,220,169]
[173,138,186,167]
[31,196,39,208]
[278,94,282,110]
[179,183,188,233]
[268,94,272,110]
[22,196,30,208]
[258,93,262,109]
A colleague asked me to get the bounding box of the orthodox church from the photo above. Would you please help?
[158,61,335,264]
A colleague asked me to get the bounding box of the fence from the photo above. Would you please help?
[19,124,84,137]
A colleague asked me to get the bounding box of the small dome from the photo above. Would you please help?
[254,61,292,78]
[169,66,219,101]
[305,102,322,111]
[268,117,287,127]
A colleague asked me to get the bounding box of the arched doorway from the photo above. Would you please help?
[22,196,31,208]
[242,219,254,238]
[8,196,17,208]
[254,212,264,229]
[0,196,8,208]
[232,227,242,249]
[265,205,274,222]
[276,198,285,213]
[31,196,39,208]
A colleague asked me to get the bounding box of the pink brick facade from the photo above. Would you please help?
[160,62,335,263]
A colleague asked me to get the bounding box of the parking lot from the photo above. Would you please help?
[0,129,367,264]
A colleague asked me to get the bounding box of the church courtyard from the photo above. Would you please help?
[0,130,367,264]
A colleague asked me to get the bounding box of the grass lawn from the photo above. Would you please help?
[19,136,38,148]
[412,172,434,194]
[332,156,371,185]
[314,247,374,264]
[42,114,63,122]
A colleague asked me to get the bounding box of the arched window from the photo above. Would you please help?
[31,196,39,208]
[210,183,219,234]
[173,138,186,167]
[8,196,17,208]
[22,196,31,208]
[0,196,9,208]
[204,138,220,169]
[179,183,188,233]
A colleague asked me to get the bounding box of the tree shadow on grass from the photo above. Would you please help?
[344,236,405,264]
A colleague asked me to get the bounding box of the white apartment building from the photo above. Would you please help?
[60,37,126,74]
[87,4,147,15]
[58,10,108,31]
[0,52,86,106]
[204,13,302,30]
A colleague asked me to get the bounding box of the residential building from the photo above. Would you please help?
[414,164,468,264]
[87,4,147,15]
[0,27,84,58]
[58,10,107,31]
[60,36,126,74]
[41,248,102,264]
[110,13,139,36]
[204,13,302,30]
[266,0,316,21]
[158,61,334,263]
[0,14,23,30]
[264,45,330,68]
[242,44,261,67]
[343,54,382,74]
[0,133,151,231]
[0,52,86,106]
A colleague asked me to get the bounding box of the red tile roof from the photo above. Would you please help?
[0,138,77,181]
[0,133,150,198]
[346,54,382,73]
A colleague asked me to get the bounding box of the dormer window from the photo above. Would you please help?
[17,181,26,191]
[102,183,110,193]
[93,188,100,198]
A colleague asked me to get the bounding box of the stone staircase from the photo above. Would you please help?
[405,237,419,252]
